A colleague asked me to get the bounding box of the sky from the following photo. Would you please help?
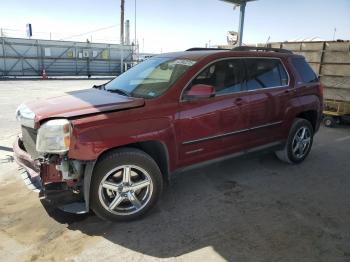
[0,0,349,53]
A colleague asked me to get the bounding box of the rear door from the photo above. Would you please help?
[244,58,292,146]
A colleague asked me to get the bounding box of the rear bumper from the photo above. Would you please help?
[315,110,322,133]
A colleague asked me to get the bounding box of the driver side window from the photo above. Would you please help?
[189,59,244,96]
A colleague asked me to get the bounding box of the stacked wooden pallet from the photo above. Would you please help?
[270,41,350,101]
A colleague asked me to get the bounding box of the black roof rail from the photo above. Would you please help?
[186,47,230,51]
[231,46,293,54]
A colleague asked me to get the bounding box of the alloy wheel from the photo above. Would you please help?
[98,165,153,216]
[291,126,311,159]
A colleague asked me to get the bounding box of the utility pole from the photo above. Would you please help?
[120,0,125,45]
[120,0,125,73]
[134,0,137,61]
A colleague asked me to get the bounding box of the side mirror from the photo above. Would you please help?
[184,84,215,100]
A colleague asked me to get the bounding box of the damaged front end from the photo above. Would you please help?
[13,104,91,214]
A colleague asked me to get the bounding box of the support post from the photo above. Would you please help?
[108,44,111,74]
[36,40,40,75]
[238,1,246,46]
[75,45,78,75]
[318,41,327,78]
[1,37,6,77]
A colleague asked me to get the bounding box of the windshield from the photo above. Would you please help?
[105,57,196,98]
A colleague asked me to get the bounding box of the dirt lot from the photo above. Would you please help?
[0,80,349,262]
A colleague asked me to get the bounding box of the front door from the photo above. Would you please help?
[176,58,250,167]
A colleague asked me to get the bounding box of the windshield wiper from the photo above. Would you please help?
[106,88,131,97]
[93,83,106,90]
[93,84,131,97]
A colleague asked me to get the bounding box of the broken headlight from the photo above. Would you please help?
[36,119,71,154]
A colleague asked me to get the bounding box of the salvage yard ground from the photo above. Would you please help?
[0,80,349,262]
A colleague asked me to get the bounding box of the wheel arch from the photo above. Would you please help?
[296,110,318,131]
[94,140,170,182]
[83,140,170,212]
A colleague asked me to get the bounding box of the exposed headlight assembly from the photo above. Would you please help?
[36,119,71,154]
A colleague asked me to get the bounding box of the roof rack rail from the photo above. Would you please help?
[231,46,293,54]
[186,47,230,51]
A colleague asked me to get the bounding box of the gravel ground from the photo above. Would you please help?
[0,80,349,262]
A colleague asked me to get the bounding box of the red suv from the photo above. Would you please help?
[14,47,323,221]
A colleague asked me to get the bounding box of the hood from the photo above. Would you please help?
[26,88,145,123]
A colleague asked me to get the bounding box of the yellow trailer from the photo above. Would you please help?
[323,99,350,127]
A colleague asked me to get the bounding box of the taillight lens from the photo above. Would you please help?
[318,82,324,98]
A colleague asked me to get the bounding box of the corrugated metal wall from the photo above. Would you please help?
[0,37,133,77]
[269,41,350,101]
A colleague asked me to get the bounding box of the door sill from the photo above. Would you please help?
[172,141,284,176]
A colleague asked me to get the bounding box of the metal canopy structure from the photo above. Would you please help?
[220,0,256,46]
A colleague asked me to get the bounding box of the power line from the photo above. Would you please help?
[59,24,119,41]
[1,25,120,41]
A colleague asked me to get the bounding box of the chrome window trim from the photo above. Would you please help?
[182,121,283,145]
[180,57,291,102]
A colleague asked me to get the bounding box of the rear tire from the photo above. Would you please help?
[91,148,163,222]
[275,118,314,164]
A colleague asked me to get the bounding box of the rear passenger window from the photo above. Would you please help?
[292,58,318,83]
[245,59,288,90]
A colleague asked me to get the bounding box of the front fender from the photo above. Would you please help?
[68,115,177,169]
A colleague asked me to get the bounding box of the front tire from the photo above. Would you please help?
[275,118,314,164]
[91,148,163,222]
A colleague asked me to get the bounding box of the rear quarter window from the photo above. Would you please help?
[292,58,318,83]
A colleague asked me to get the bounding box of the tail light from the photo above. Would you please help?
[318,82,324,98]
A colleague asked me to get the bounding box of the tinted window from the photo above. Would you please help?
[292,58,318,83]
[191,59,243,95]
[245,59,288,90]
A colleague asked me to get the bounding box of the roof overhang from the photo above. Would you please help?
[219,0,255,5]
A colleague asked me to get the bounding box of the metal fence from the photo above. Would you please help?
[0,37,134,77]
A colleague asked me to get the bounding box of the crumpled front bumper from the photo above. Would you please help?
[13,137,88,214]
[13,137,43,191]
